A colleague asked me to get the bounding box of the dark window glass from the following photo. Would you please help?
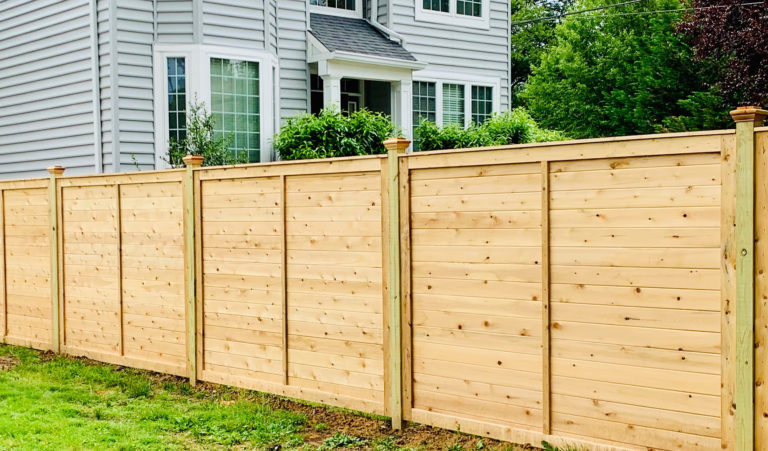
[167,57,186,143]
[471,85,493,124]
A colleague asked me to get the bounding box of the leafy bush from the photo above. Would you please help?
[275,108,398,160]
[166,101,249,168]
[415,108,566,151]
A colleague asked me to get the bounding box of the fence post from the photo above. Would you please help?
[183,155,203,385]
[47,166,65,353]
[383,137,409,430]
[730,106,767,451]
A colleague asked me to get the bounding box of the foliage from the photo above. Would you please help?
[166,101,249,168]
[510,0,574,105]
[317,433,368,450]
[0,344,306,450]
[275,108,398,160]
[521,0,731,138]
[679,0,768,105]
[414,109,567,151]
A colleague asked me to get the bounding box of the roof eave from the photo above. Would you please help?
[313,49,427,70]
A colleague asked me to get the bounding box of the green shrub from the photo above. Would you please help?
[166,100,249,168]
[275,108,398,160]
[415,108,567,151]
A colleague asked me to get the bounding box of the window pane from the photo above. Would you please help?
[210,58,260,162]
[412,81,437,151]
[457,0,482,16]
[471,85,493,124]
[443,84,465,126]
[423,0,449,12]
[310,0,356,10]
[167,57,186,144]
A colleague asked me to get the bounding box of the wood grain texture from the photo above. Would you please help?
[4,188,52,350]
[755,131,768,451]
[549,153,722,450]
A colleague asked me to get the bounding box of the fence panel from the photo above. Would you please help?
[2,182,51,350]
[408,162,545,431]
[196,158,387,415]
[56,172,186,375]
[62,184,121,355]
[548,153,722,450]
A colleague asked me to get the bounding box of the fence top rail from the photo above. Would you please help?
[197,154,385,180]
[407,127,737,157]
[0,178,49,190]
[404,128,735,169]
[57,170,186,187]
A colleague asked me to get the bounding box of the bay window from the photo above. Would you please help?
[154,45,277,167]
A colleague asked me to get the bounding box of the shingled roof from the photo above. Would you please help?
[309,13,417,62]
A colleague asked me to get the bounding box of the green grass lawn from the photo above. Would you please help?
[0,344,575,451]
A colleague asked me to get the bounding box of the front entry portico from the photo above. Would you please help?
[307,13,426,149]
[310,58,425,146]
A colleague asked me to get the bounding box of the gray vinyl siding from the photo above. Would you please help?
[389,0,510,110]
[202,0,265,48]
[115,0,155,170]
[377,1,388,26]
[97,0,114,172]
[266,0,279,56]
[277,0,309,120]
[156,0,194,43]
[0,0,98,178]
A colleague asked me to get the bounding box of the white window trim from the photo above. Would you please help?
[415,0,490,30]
[309,0,363,18]
[413,71,501,129]
[153,44,279,168]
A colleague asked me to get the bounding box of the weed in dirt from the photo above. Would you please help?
[318,433,369,450]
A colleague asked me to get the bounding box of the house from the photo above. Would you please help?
[0,0,511,178]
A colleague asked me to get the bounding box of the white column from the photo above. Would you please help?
[393,80,413,148]
[322,75,341,110]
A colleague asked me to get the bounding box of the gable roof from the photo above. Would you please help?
[309,13,417,63]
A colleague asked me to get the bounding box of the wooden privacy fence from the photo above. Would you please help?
[2,108,768,450]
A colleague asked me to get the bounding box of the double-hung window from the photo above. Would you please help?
[412,81,437,150]
[416,0,489,28]
[471,85,493,124]
[442,84,465,126]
